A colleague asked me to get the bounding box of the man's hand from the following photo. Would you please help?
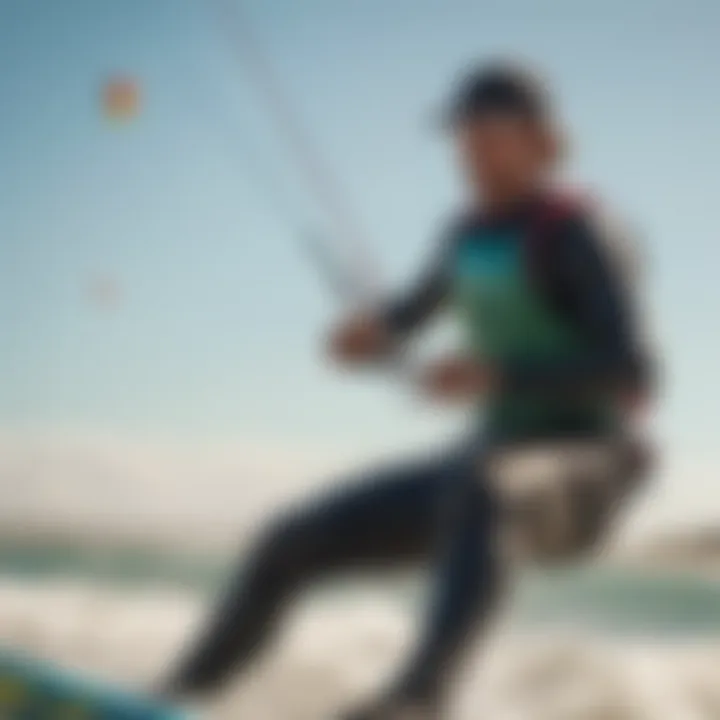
[420,356,496,403]
[328,313,395,366]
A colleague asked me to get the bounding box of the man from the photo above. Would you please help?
[163,61,655,719]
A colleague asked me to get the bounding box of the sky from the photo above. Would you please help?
[1,0,719,528]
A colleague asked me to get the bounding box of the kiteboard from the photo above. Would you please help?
[0,649,189,719]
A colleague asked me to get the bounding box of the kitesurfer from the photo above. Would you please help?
[163,60,656,720]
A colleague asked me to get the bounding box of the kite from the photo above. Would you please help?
[101,76,141,122]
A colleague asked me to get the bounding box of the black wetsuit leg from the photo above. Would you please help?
[389,461,501,707]
[164,446,500,703]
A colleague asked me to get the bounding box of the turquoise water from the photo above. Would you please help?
[0,540,224,592]
[514,565,720,638]
[2,541,720,640]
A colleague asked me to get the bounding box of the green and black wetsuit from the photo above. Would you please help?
[385,193,649,439]
[165,194,654,718]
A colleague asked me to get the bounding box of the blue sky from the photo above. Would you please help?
[1,0,718,476]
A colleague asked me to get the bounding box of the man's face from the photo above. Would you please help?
[455,113,546,202]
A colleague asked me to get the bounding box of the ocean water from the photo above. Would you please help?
[2,540,720,638]
[1,541,720,719]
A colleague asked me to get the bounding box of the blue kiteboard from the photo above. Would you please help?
[0,649,189,719]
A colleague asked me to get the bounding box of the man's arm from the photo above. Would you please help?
[329,225,457,365]
[502,210,654,399]
[380,230,455,336]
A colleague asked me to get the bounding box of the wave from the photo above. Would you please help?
[0,579,719,719]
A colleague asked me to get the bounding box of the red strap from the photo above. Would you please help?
[533,189,589,236]
[526,190,586,275]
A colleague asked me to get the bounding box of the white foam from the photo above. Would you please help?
[0,579,719,719]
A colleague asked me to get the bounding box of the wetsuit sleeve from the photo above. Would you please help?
[380,227,457,336]
[502,211,653,398]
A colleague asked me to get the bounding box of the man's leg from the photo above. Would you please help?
[343,452,501,720]
[340,434,648,719]
[163,453,459,698]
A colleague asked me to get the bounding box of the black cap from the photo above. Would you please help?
[442,61,551,127]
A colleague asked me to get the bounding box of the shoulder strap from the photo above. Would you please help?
[525,190,588,278]
[532,189,589,240]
